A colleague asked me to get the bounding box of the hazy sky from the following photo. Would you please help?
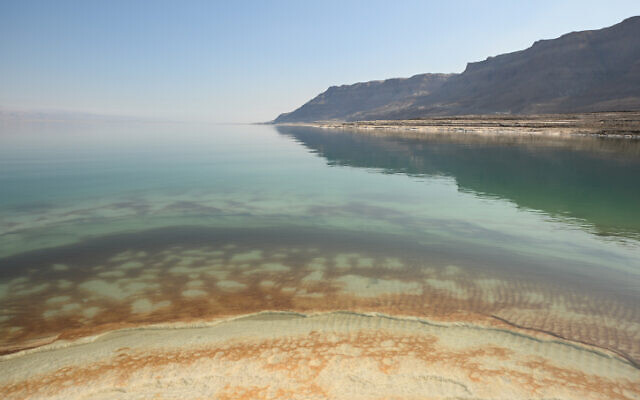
[1,0,639,122]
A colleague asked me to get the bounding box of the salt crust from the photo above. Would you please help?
[0,312,638,400]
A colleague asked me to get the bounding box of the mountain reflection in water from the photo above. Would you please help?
[276,125,640,241]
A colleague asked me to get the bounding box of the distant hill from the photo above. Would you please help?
[274,16,640,123]
[274,73,453,122]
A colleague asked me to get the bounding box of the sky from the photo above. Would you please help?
[1,0,639,123]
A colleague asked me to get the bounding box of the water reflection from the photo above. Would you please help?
[0,122,639,376]
[276,125,640,240]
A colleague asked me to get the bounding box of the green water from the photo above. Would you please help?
[1,121,639,274]
[0,121,639,330]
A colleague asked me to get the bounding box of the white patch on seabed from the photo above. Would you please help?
[131,299,172,314]
[216,280,247,291]
[51,264,69,271]
[336,275,422,297]
[302,271,324,283]
[182,289,207,298]
[45,296,71,305]
[82,306,102,318]
[230,250,263,263]
[424,278,470,299]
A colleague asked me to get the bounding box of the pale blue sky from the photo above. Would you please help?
[1,0,639,122]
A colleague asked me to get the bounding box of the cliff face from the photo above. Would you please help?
[275,16,640,122]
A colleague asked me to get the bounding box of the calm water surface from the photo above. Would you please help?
[0,121,639,363]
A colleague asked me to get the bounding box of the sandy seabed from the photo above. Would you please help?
[1,311,639,400]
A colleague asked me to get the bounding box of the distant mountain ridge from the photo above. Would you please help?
[274,16,640,123]
[275,73,453,122]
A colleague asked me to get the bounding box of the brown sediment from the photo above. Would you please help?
[0,226,638,370]
[1,313,638,400]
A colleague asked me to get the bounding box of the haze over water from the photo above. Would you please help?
[0,121,639,397]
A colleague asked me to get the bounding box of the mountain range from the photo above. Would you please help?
[274,16,640,123]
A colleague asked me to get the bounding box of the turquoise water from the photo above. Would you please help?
[1,120,639,286]
[0,120,639,362]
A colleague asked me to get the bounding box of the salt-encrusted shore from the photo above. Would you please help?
[2,226,639,366]
[1,311,639,400]
[275,111,640,138]
[1,225,639,399]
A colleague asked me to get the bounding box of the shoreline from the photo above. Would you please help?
[274,111,640,139]
[2,309,634,368]
[2,223,638,374]
[2,311,638,399]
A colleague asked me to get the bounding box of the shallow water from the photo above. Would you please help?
[0,121,639,366]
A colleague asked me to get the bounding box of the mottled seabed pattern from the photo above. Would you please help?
[0,121,639,399]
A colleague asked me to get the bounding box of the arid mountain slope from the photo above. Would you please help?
[275,16,640,122]
[275,73,453,122]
